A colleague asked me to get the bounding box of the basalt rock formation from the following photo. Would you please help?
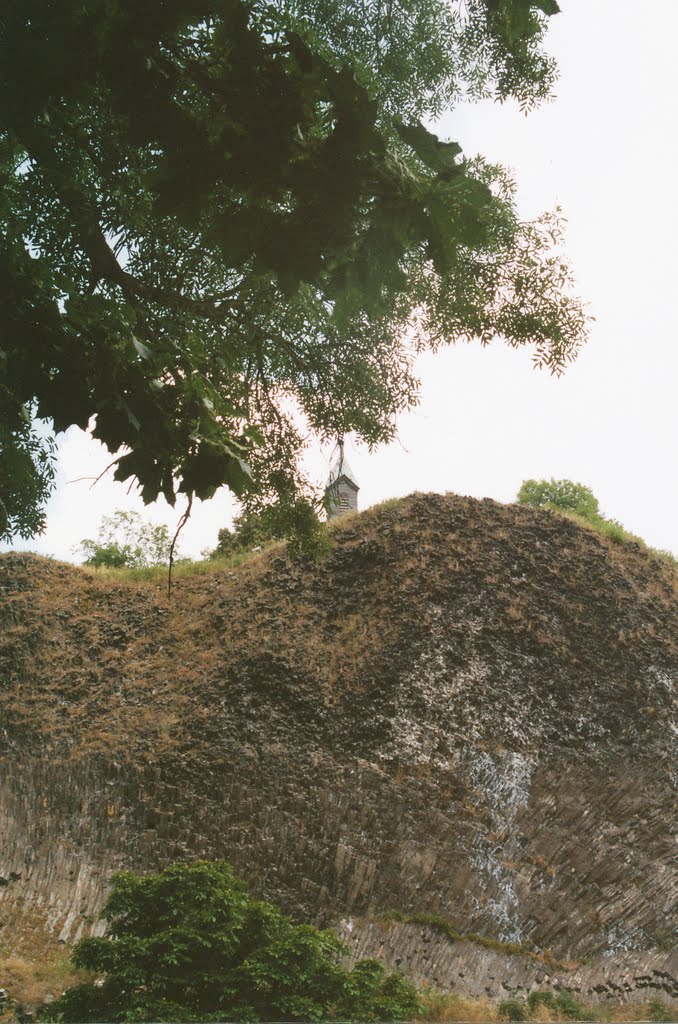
[0,494,676,1004]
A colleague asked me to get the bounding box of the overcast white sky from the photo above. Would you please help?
[4,0,678,562]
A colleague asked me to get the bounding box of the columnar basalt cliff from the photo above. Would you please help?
[1,495,676,1003]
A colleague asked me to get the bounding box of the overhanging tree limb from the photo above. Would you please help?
[0,0,589,544]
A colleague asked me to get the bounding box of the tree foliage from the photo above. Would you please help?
[78,508,175,567]
[210,497,332,560]
[516,478,600,521]
[209,507,283,559]
[0,411,56,540]
[42,861,420,1023]
[1,0,588,542]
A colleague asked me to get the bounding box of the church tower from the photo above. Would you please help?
[325,443,359,519]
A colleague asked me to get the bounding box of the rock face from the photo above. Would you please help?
[338,921,678,1004]
[0,494,676,1001]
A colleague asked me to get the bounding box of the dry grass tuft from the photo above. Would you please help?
[0,953,91,1009]
[418,988,499,1022]
[417,990,676,1023]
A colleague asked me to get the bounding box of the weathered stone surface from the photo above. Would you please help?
[0,494,676,1001]
[338,920,678,1003]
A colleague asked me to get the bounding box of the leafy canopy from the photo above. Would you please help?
[516,479,600,521]
[207,500,326,557]
[42,860,420,1023]
[209,507,282,559]
[77,508,175,568]
[1,0,588,542]
[0,411,56,540]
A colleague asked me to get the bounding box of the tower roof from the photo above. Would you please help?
[327,450,359,490]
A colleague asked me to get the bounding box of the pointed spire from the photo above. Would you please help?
[325,439,359,518]
[328,440,358,490]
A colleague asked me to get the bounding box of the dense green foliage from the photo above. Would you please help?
[499,990,586,1022]
[208,500,329,559]
[78,509,174,568]
[42,861,419,1023]
[526,990,558,1014]
[209,507,283,559]
[1,0,588,542]
[0,412,56,539]
[516,478,600,520]
[498,998,527,1021]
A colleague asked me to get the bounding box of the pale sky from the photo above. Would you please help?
[4,0,678,562]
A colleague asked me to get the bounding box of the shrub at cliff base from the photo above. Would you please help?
[498,991,588,1022]
[41,861,419,1023]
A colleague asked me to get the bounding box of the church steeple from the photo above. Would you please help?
[325,441,359,518]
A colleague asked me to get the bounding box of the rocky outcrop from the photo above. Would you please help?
[339,920,678,1004]
[0,494,676,1001]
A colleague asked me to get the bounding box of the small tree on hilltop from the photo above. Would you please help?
[42,861,420,1023]
[78,509,175,568]
[209,498,330,561]
[209,507,282,560]
[516,479,600,522]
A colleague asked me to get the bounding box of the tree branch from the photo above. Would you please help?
[12,119,239,322]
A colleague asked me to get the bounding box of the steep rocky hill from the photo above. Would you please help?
[1,494,676,1005]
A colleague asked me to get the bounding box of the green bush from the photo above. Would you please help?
[594,518,627,545]
[526,990,557,1014]
[41,861,419,1023]
[209,508,281,559]
[555,990,584,1019]
[516,479,600,522]
[649,997,672,1022]
[498,997,526,1021]
[209,499,330,561]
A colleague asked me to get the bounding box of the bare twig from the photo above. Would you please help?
[68,455,124,488]
[167,494,193,599]
[91,455,124,489]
